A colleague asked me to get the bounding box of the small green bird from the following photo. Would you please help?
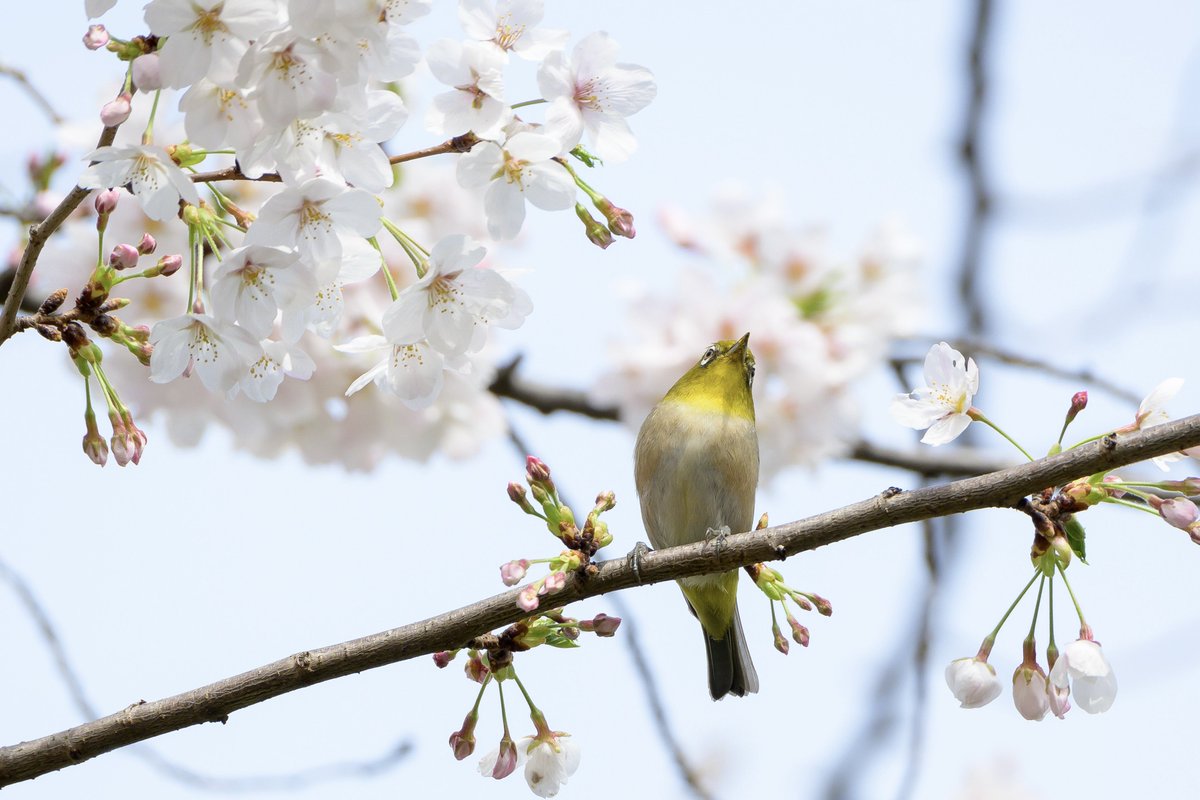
[634,333,760,700]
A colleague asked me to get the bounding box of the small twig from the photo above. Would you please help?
[0,63,64,124]
[0,123,122,346]
[3,414,1200,787]
[490,356,620,421]
[956,0,995,334]
[189,133,481,184]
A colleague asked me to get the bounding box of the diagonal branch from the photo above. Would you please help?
[3,414,1200,787]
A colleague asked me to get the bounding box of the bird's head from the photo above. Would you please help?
[662,333,756,420]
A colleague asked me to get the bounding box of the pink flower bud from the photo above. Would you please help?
[100,92,133,128]
[526,455,552,484]
[597,198,636,239]
[137,233,157,255]
[94,188,119,215]
[773,621,790,654]
[155,254,183,277]
[432,650,455,668]
[1157,497,1200,532]
[109,243,139,270]
[448,713,478,761]
[82,412,108,467]
[488,737,519,780]
[810,593,833,617]
[464,652,490,684]
[131,54,162,91]
[543,571,566,592]
[787,615,810,647]
[500,559,529,586]
[587,613,621,637]
[83,24,109,50]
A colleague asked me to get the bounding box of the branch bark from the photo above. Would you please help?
[3,413,1200,787]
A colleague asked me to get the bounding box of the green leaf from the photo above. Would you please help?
[1064,515,1088,564]
[570,145,603,168]
[544,633,580,649]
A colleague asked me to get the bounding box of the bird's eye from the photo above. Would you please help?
[699,345,719,366]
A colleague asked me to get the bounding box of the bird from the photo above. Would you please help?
[634,332,760,700]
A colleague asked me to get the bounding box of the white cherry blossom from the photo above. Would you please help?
[539,32,656,162]
[245,177,382,264]
[240,339,316,402]
[78,145,200,222]
[144,0,282,88]
[179,79,263,151]
[456,132,575,240]
[425,39,510,138]
[891,341,978,445]
[210,245,314,339]
[523,733,581,798]
[237,30,339,129]
[382,234,531,357]
[945,656,1001,709]
[1048,638,1117,714]
[1012,663,1050,721]
[149,313,262,393]
[281,238,382,341]
[459,0,567,61]
[336,335,447,408]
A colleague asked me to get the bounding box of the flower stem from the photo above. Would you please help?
[1026,574,1046,641]
[141,89,162,145]
[987,570,1041,641]
[368,237,400,300]
[1100,496,1159,516]
[471,674,492,716]
[511,98,548,110]
[1055,557,1088,628]
[380,218,429,279]
[497,679,511,740]
[968,408,1034,461]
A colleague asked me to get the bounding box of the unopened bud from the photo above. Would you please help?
[82,409,108,467]
[1156,497,1200,532]
[809,594,833,617]
[1069,391,1088,419]
[526,455,552,485]
[773,620,790,654]
[153,254,182,277]
[62,321,89,354]
[432,650,456,668]
[596,197,636,239]
[489,737,519,780]
[787,614,810,647]
[543,571,566,593]
[1051,536,1073,568]
[83,24,110,50]
[109,243,139,270]
[136,233,157,255]
[94,188,119,216]
[90,314,119,336]
[593,490,616,513]
[579,613,621,637]
[38,287,69,315]
[35,324,61,341]
[100,92,133,128]
[448,712,478,761]
[575,203,613,249]
[500,559,529,586]
[131,53,162,91]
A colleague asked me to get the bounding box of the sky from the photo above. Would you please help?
[3,2,1200,800]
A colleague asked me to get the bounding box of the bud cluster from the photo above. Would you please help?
[743,513,831,654]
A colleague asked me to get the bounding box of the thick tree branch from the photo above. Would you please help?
[2,414,1199,786]
[0,125,121,346]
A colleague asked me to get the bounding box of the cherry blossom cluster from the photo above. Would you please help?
[594,190,921,478]
[893,343,1200,719]
[21,0,657,466]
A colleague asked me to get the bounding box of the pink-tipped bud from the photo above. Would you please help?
[433,650,455,668]
[1069,391,1088,418]
[575,204,613,249]
[155,254,183,277]
[109,416,132,467]
[109,243,139,270]
[500,559,529,586]
[1157,497,1200,532]
[83,24,109,50]
[94,188,119,215]
[127,421,147,465]
[517,585,540,612]
[100,92,133,128]
[489,737,519,780]
[593,490,616,513]
[526,455,552,484]
[131,54,162,91]
[136,233,157,255]
[788,615,810,647]
[448,712,478,761]
[810,594,833,617]
[82,411,108,467]
[596,198,636,239]
[772,621,790,655]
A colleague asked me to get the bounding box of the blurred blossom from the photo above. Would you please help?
[1048,639,1117,714]
[595,190,920,478]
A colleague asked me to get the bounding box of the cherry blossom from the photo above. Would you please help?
[1012,662,1050,721]
[456,132,575,240]
[149,313,262,393]
[237,30,340,129]
[539,32,656,162]
[459,0,567,61]
[240,339,316,402]
[245,177,382,264]
[891,342,979,445]
[1048,638,1117,714]
[945,656,1001,708]
[381,234,532,357]
[523,733,580,798]
[78,145,201,222]
[210,245,314,339]
[179,79,264,151]
[336,335,447,409]
[144,0,282,88]
[425,39,510,138]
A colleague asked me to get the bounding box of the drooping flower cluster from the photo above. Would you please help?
[41,0,657,466]
[595,189,921,477]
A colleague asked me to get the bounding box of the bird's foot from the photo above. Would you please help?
[626,541,652,585]
[705,525,732,556]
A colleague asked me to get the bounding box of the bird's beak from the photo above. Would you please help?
[730,332,750,353]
